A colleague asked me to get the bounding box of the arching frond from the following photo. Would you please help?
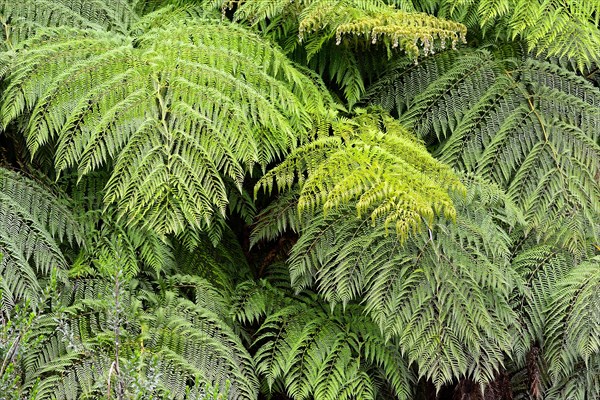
[0,168,82,310]
[274,177,523,389]
[1,13,332,241]
[257,109,463,241]
[369,48,600,251]
[211,0,466,105]
[22,259,259,400]
[544,258,600,384]
[434,0,600,69]
[509,244,573,363]
[253,300,414,400]
[0,0,139,50]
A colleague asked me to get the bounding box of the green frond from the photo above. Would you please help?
[284,177,522,389]
[509,244,573,362]
[0,168,82,310]
[544,354,600,400]
[370,48,600,251]
[257,109,463,241]
[544,257,600,383]
[0,0,138,50]
[254,301,413,400]
[436,0,600,69]
[22,261,259,400]
[214,0,466,105]
[1,13,331,241]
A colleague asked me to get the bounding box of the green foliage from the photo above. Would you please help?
[0,168,82,310]
[0,0,599,399]
[369,47,600,252]
[257,109,463,241]
[254,300,413,400]
[543,257,600,399]
[20,258,259,400]
[0,10,332,241]
[0,0,138,50]
[436,0,600,69]
[212,0,466,105]
[254,177,525,389]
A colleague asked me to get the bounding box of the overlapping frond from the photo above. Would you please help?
[257,109,463,241]
[544,258,600,386]
[212,0,466,104]
[0,168,82,310]
[509,244,573,362]
[262,177,523,389]
[437,0,600,69]
[21,261,259,400]
[0,12,331,240]
[0,0,139,50]
[369,48,600,251]
[253,300,413,400]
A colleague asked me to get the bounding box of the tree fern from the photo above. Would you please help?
[543,257,600,399]
[254,176,524,390]
[432,0,600,69]
[210,0,466,105]
[252,297,413,400]
[0,10,332,240]
[0,0,139,50]
[368,48,600,252]
[257,109,463,241]
[20,258,259,400]
[0,167,82,311]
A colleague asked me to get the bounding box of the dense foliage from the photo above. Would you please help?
[0,0,598,399]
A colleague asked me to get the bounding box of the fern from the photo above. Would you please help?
[0,0,139,50]
[20,259,260,400]
[255,176,525,389]
[544,258,600,389]
[369,48,600,251]
[211,0,466,105]
[0,168,82,311]
[253,299,413,400]
[0,10,332,241]
[434,0,600,69]
[257,109,463,241]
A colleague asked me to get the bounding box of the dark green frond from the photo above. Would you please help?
[0,168,82,310]
[369,49,600,251]
[284,177,522,389]
[544,258,600,383]
[0,0,138,50]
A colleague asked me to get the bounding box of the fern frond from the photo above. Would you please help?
[370,48,600,251]
[257,109,463,241]
[0,168,82,310]
[437,0,600,69]
[1,13,331,241]
[544,257,600,383]
[284,177,522,389]
[0,0,138,50]
[214,0,466,105]
[253,301,413,400]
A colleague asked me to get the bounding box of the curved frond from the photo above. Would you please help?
[544,258,600,383]
[0,168,82,310]
[254,301,413,400]
[283,177,523,389]
[1,14,332,240]
[257,109,463,241]
[369,48,600,251]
